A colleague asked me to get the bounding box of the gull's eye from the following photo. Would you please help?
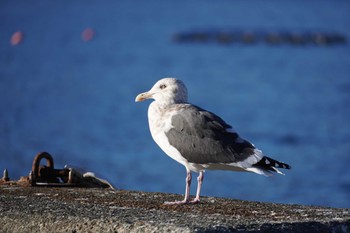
[159,84,167,89]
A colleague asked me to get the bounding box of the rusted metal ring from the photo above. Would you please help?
[31,152,55,182]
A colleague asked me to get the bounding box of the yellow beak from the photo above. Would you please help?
[135,92,153,102]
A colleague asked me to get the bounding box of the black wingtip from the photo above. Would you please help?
[277,162,291,170]
[254,156,291,171]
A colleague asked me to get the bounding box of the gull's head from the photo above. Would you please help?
[135,77,188,105]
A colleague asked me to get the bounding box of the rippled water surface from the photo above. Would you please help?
[1,0,350,208]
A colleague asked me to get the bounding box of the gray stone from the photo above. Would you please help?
[0,186,349,232]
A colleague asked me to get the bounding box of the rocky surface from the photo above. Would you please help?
[0,186,349,232]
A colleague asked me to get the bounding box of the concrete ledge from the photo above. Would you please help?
[0,186,349,232]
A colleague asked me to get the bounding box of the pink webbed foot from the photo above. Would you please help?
[163,171,203,205]
[163,198,200,205]
[163,199,190,205]
[189,198,200,204]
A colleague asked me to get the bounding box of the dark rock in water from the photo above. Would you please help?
[173,29,347,46]
[265,32,284,44]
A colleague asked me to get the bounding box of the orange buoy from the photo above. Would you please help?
[10,31,23,45]
[82,28,95,41]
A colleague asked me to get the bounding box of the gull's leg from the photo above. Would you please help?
[190,171,204,204]
[164,169,192,205]
[183,169,192,202]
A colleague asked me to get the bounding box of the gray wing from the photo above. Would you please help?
[165,104,256,164]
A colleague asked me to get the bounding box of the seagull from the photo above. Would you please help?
[135,77,291,205]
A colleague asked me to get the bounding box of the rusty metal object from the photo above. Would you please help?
[31,152,54,178]
[30,152,70,186]
[1,152,114,189]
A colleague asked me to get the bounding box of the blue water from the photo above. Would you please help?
[1,0,350,208]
